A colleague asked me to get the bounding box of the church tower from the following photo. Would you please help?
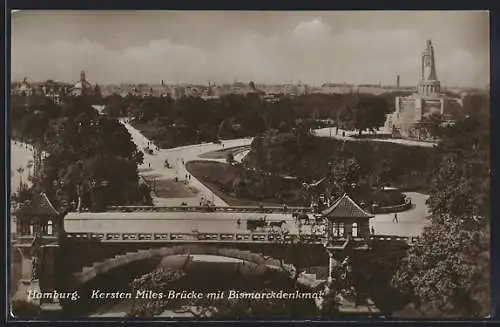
[417,40,441,96]
[80,70,86,82]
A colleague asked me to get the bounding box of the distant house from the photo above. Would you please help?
[91,105,106,115]
[71,70,95,97]
[201,95,221,101]
[14,77,33,96]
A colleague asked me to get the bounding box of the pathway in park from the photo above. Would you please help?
[120,119,252,207]
[313,127,437,148]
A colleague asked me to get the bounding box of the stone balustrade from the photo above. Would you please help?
[106,205,312,213]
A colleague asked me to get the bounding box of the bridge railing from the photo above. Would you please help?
[64,231,330,244]
[106,205,312,213]
[369,235,419,244]
[64,231,408,249]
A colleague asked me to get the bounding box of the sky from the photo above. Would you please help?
[11,11,490,87]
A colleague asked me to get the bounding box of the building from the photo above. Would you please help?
[13,77,33,96]
[384,40,459,140]
[71,70,95,96]
[41,80,71,104]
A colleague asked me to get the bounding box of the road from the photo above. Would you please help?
[370,192,430,236]
[313,127,437,148]
[120,119,252,207]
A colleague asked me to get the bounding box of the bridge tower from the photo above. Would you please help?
[12,192,63,316]
[320,193,374,287]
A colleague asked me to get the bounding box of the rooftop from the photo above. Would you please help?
[321,194,374,219]
[16,192,59,217]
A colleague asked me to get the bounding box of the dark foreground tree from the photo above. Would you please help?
[127,265,319,319]
[12,97,151,211]
[392,115,490,317]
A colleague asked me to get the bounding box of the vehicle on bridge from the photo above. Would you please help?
[269,220,287,230]
[246,217,267,231]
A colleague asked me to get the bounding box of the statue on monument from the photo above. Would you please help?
[422,40,437,81]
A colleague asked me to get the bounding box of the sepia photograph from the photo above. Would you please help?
[9,10,491,320]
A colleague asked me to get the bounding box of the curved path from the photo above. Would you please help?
[120,119,252,207]
[313,127,437,148]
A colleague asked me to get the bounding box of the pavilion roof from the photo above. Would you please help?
[16,192,59,217]
[321,193,374,219]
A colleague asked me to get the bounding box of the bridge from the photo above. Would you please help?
[12,192,418,316]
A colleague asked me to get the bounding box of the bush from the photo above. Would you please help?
[370,190,406,207]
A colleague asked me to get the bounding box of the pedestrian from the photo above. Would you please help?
[237,218,241,229]
[371,226,375,235]
[148,163,151,168]
[188,175,191,181]
[393,213,399,224]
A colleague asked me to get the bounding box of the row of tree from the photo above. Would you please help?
[11,95,152,212]
[100,92,397,148]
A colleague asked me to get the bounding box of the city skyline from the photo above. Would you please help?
[12,11,489,87]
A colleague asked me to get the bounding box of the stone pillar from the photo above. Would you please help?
[13,245,42,307]
[326,250,339,285]
[12,239,62,316]
[39,245,59,291]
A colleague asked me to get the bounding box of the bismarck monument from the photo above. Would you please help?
[385,40,459,140]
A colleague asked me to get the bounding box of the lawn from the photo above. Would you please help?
[198,145,251,160]
[185,161,284,206]
[142,176,199,199]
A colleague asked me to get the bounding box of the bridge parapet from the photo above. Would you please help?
[65,231,326,244]
[106,205,312,214]
[64,231,418,246]
[369,235,419,245]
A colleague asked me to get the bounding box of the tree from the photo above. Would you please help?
[418,113,443,140]
[16,167,25,191]
[392,219,490,317]
[338,94,390,135]
[427,117,490,220]
[329,157,361,195]
[12,181,34,205]
[127,263,319,319]
[226,151,235,165]
[372,158,391,187]
[392,115,490,317]
[14,97,150,212]
[128,267,187,317]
